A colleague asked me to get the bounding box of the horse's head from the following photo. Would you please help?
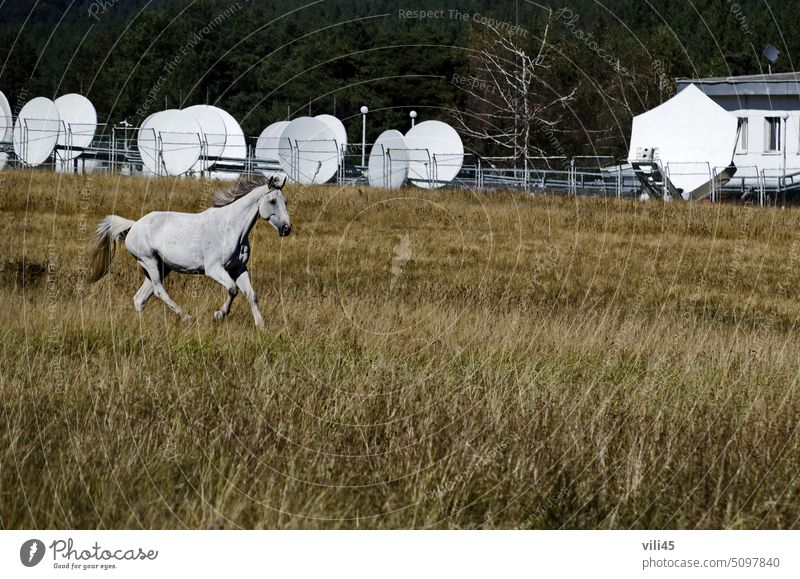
[259,174,292,237]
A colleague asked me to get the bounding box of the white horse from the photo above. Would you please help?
[88,174,291,329]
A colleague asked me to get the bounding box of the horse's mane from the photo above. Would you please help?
[212,177,269,208]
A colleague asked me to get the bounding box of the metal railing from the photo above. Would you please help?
[4,121,800,204]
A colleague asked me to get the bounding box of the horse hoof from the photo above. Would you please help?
[213,310,225,322]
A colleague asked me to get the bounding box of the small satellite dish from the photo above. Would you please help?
[137,109,203,176]
[13,97,61,166]
[278,116,339,184]
[184,104,228,171]
[313,114,347,159]
[763,43,780,74]
[0,90,12,143]
[255,121,290,163]
[404,120,464,188]
[763,43,780,64]
[54,94,98,161]
[368,129,408,189]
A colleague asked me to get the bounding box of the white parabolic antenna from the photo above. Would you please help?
[628,84,738,198]
[208,106,247,162]
[368,129,408,189]
[404,120,464,188]
[255,121,289,163]
[13,97,61,167]
[137,109,202,176]
[138,111,169,174]
[278,116,339,184]
[314,114,347,158]
[54,93,98,161]
[184,104,228,171]
[0,90,13,143]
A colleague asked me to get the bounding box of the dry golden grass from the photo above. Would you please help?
[1,171,799,529]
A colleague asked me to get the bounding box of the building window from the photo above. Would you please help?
[737,118,748,152]
[765,117,781,152]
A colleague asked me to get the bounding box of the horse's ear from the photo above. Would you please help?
[269,173,288,190]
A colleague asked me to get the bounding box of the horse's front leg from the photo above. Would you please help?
[206,264,238,322]
[233,267,265,330]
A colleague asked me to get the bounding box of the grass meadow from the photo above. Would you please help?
[1,171,799,529]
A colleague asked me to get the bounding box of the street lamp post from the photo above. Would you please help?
[360,105,369,166]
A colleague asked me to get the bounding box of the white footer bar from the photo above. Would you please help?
[1,530,797,578]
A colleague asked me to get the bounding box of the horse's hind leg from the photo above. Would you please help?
[139,257,189,322]
[205,264,238,322]
[133,278,154,314]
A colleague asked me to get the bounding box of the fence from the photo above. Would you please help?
[2,123,800,204]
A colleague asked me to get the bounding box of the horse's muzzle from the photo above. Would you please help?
[279,223,292,237]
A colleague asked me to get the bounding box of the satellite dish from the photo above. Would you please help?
[278,116,340,184]
[156,110,203,176]
[314,114,347,159]
[763,43,780,74]
[255,121,289,163]
[13,97,61,166]
[137,109,203,176]
[763,43,780,64]
[184,105,228,171]
[404,120,464,188]
[368,129,408,189]
[197,106,246,178]
[208,106,246,161]
[136,113,163,174]
[0,90,12,143]
[628,85,738,200]
[54,94,97,161]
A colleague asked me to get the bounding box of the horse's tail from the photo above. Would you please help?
[88,215,136,283]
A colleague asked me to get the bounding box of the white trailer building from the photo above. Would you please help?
[678,72,800,194]
[629,72,800,202]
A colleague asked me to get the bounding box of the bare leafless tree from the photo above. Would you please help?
[452,16,576,170]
